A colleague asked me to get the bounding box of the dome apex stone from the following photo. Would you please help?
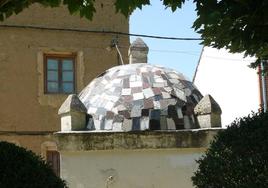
[194,94,222,115]
[130,38,149,50]
[58,94,87,115]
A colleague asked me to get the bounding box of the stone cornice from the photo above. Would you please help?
[55,128,223,151]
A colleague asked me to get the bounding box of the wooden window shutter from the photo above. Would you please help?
[46,150,60,177]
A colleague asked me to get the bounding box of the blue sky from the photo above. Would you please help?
[130,1,202,80]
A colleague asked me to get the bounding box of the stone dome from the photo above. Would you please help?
[78,63,203,131]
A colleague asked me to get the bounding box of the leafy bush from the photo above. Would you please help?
[192,112,268,188]
[0,141,67,188]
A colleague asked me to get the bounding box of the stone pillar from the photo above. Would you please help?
[58,94,87,131]
[128,38,149,64]
[194,94,222,128]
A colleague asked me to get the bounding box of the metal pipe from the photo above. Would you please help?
[261,60,267,112]
[115,44,124,65]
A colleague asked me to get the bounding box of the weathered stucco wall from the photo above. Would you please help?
[0,1,129,153]
[61,149,203,188]
[56,129,220,188]
[56,129,220,151]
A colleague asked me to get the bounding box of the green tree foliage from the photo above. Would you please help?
[192,112,268,188]
[0,0,267,64]
[0,141,67,188]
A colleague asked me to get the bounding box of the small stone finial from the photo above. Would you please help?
[194,94,222,128]
[128,38,149,64]
[58,94,87,131]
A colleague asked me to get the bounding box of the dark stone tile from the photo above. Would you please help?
[168,105,177,118]
[113,115,124,123]
[160,116,167,130]
[142,109,149,116]
[144,98,154,109]
[118,110,131,119]
[132,117,141,130]
[152,88,161,95]
[123,78,129,88]
[150,109,161,120]
[131,87,143,93]
[106,111,114,119]
[122,95,133,103]
[154,95,163,101]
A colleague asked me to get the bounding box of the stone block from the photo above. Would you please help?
[60,112,86,131]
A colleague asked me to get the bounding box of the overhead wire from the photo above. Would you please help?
[4,24,254,62]
[0,24,202,41]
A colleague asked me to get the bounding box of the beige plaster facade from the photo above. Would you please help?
[56,129,220,188]
[0,1,129,156]
[61,149,203,188]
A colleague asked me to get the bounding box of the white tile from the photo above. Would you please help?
[111,107,118,114]
[130,81,142,87]
[184,88,192,96]
[169,79,179,84]
[104,119,113,130]
[129,75,136,82]
[167,118,176,130]
[121,88,132,95]
[101,79,108,85]
[93,119,101,130]
[109,87,115,93]
[143,88,154,98]
[153,101,161,109]
[112,122,122,131]
[153,82,165,87]
[162,92,171,99]
[122,119,132,131]
[174,88,187,102]
[140,117,150,130]
[105,101,114,110]
[184,116,191,129]
[168,98,177,105]
[176,107,183,118]
[133,92,144,100]
[112,79,121,84]
[131,107,142,117]
[88,107,97,114]
[168,73,179,79]
[116,104,127,111]
[140,67,147,72]
[110,95,119,102]
[164,86,172,93]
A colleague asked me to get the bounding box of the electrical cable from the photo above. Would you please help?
[5,24,254,62]
[0,24,202,41]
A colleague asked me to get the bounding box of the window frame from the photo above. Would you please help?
[44,54,76,94]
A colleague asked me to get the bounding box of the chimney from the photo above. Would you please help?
[58,94,87,131]
[128,38,149,64]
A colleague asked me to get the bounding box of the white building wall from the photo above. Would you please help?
[194,47,259,126]
[61,149,204,188]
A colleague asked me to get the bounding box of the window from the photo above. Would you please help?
[46,150,60,176]
[44,54,75,94]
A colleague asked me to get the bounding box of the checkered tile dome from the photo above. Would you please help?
[79,63,203,131]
